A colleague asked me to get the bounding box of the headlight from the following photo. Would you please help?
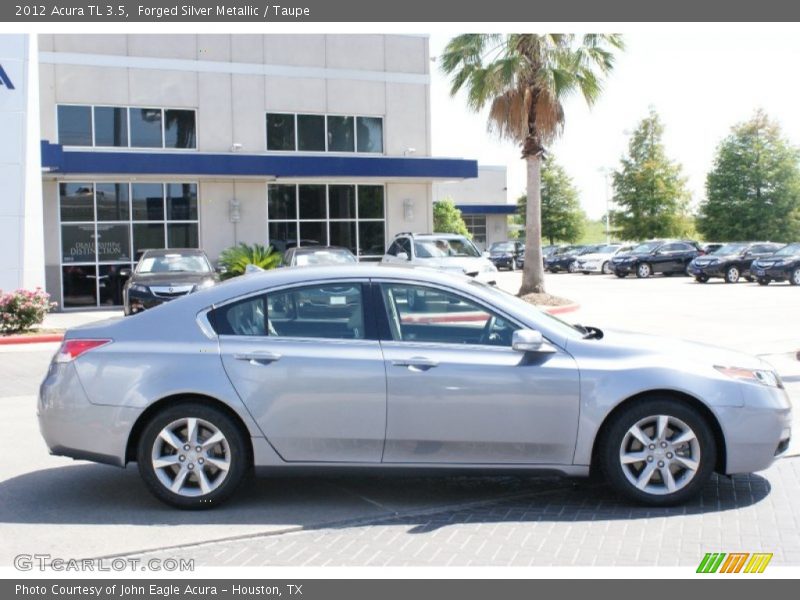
[715,365,783,388]
[193,279,215,291]
[708,259,719,264]
[129,284,149,294]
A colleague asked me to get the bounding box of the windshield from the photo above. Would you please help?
[632,242,662,254]
[595,245,621,254]
[490,242,515,252]
[295,250,357,266]
[415,238,481,258]
[713,243,748,255]
[467,280,584,340]
[137,254,212,274]
[775,243,800,256]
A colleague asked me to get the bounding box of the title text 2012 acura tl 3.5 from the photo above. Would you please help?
[38,265,792,509]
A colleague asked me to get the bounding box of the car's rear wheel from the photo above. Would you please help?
[137,403,249,509]
[602,261,612,275]
[757,278,770,286]
[636,263,652,278]
[694,275,709,283]
[599,398,716,506]
[790,267,800,286]
[725,266,740,284]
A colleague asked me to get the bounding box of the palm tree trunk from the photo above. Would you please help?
[518,155,546,295]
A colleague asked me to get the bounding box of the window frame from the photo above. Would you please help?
[210,280,380,342]
[373,280,525,350]
[55,103,198,151]
[264,111,384,155]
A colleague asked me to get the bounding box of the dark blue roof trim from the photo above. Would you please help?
[456,204,517,215]
[41,141,478,180]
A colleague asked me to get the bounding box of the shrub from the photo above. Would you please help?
[217,243,282,279]
[0,288,57,334]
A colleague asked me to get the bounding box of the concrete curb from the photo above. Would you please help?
[0,333,64,346]
[543,303,580,315]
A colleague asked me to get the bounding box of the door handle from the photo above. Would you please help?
[233,352,282,365]
[392,357,439,370]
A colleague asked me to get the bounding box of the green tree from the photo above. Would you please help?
[697,110,800,242]
[441,34,624,295]
[433,198,470,236]
[218,243,281,279]
[516,157,586,244]
[611,109,691,240]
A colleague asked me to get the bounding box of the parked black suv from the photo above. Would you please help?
[612,240,703,278]
[487,240,525,271]
[123,249,220,315]
[688,242,784,283]
[750,242,800,286]
[545,245,602,273]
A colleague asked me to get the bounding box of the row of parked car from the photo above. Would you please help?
[538,239,800,285]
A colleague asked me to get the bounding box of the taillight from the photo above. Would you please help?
[55,339,112,363]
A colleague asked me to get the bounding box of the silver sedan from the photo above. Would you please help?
[38,265,792,509]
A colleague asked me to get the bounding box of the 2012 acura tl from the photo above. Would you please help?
[38,265,792,509]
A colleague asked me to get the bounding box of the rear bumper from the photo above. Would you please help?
[38,362,140,467]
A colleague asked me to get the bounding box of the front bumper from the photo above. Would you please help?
[576,260,602,273]
[689,263,725,277]
[38,361,140,467]
[719,383,792,474]
[125,288,191,315]
[489,255,515,269]
[546,259,574,271]
[751,265,791,280]
[612,261,637,274]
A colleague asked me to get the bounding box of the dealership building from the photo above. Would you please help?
[0,34,501,310]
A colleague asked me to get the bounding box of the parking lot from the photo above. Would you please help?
[1,271,798,567]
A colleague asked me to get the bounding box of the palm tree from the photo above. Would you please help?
[441,34,624,295]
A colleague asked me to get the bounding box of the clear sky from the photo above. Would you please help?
[429,29,800,220]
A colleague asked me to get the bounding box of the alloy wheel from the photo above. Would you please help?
[619,414,701,495]
[637,263,651,278]
[602,261,612,274]
[151,417,231,497]
[792,268,800,286]
[726,266,740,283]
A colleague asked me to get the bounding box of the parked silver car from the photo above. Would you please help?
[38,265,792,509]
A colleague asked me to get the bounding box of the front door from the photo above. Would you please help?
[376,282,581,465]
[216,281,387,462]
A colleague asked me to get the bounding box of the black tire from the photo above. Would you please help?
[635,262,652,279]
[724,265,740,284]
[694,275,709,283]
[615,271,627,278]
[510,258,517,271]
[757,278,770,286]
[599,397,716,506]
[137,402,249,509]
[602,261,612,275]
[744,276,753,282]
[662,272,673,277]
[790,267,800,286]
[568,262,578,274]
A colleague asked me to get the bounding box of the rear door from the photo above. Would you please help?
[215,280,387,462]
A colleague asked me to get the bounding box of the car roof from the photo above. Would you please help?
[141,248,207,257]
[293,246,352,254]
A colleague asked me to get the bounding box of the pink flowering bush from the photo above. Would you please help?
[0,288,57,334]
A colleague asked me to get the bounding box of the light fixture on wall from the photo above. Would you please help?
[403,147,417,156]
[231,143,244,152]
[229,198,241,224]
[403,198,415,222]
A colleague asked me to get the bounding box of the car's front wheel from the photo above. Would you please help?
[725,266,740,284]
[694,275,709,283]
[757,278,770,286]
[599,398,716,506]
[636,263,652,278]
[602,261,612,275]
[510,258,517,271]
[137,402,249,509]
[790,267,800,286]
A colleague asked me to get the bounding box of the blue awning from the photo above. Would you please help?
[456,204,518,215]
[41,141,478,180]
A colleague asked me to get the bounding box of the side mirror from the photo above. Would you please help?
[396,251,409,261]
[512,329,556,353]
[216,265,228,274]
[119,268,131,278]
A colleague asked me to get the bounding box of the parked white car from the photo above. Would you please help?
[576,244,635,275]
[382,232,498,284]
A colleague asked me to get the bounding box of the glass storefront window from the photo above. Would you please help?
[133,223,166,256]
[358,221,386,259]
[167,183,198,221]
[298,185,326,220]
[266,113,296,151]
[358,186,385,219]
[329,185,356,219]
[327,116,355,152]
[268,185,297,220]
[357,117,383,153]
[329,221,357,254]
[94,106,128,147]
[132,183,165,221]
[61,224,96,263]
[59,183,95,222]
[57,105,93,146]
[130,108,164,148]
[297,114,325,151]
[96,224,131,262]
[164,110,197,149]
[167,223,199,248]
[98,264,131,306]
[299,221,326,246]
[95,183,130,221]
[61,265,98,308]
[268,222,298,253]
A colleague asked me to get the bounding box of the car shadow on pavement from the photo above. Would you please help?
[0,463,771,530]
